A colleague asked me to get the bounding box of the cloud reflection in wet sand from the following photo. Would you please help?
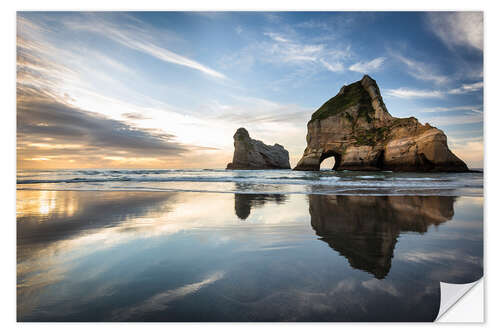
[17,190,482,321]
[16,190,306,319]
[112,271,225,321]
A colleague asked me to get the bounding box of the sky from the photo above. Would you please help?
[16,11,484,169]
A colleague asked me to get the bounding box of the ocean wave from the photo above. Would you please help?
[16,176,482,188]
[16,169,483,196]
[15,185,484,197]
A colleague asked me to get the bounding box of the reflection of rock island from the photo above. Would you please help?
[309,195,455,279]
[234,193,287,220]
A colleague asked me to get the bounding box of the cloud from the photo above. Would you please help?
[348,57,385,73]
[122,112,152,120]
[427,12,483,51]
[17,16,175,113]
[17,14,231,169]
[63,14,226,79]
[220,29,353,93]
[294,14,363,35]
[390,52,448,85]
[420,105,483,113]
[17,87,191,168]
[122,38,226,79]
[320,59,344,72]
[17,14,315,169]
[385,88,444,99]
[264,32,290,43]
[448,139,484,168]
[265,35,325,63]
[448,82,483,94]
[203,96,310,126]
[87,50,136,75]
[223,30,351,75]
[296,20,331,30]
[427,113,483,126]
[386,81,483,99]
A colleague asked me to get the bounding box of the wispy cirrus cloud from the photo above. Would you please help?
[448,81,483,94]
[205,97,310,126]
[65,14,226,79]
[420,105,483,113]
[16,15,225,169]
[261,30,391,77]
[263,32,290,43]
[390,52,448,85]
[427,113,483,126]
[296,19,332,30]
[222,30,351,75]
[386,81,483,99]
[385,88,444,99]
[17,14,313,169]
[320,59,344,72]
[426,12,483,51]
[263,32,328,63]
[349,57,385,73]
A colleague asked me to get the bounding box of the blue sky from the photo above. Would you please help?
[17,11,483,169]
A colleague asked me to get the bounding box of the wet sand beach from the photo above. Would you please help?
[17,189,483,321]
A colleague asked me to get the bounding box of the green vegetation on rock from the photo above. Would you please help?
[310,80,374,122]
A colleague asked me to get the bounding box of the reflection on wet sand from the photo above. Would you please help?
[17,191,178,259]
[308,195,455,279]
[234,193,287,220]
[17,190,182,318]
[17,189,481,322]
[17,190,304,321]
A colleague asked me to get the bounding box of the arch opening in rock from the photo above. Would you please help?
[319,151,342,170]
[376,150,385,170]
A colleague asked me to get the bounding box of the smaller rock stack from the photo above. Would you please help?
[226,128,291,170]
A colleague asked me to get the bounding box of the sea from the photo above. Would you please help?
[16,169,483,321]
[17,168,483,196]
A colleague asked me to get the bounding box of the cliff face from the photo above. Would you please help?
[294,75,468,172]
[226,128,291,170]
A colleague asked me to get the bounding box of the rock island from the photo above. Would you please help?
[294,75,468,172]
